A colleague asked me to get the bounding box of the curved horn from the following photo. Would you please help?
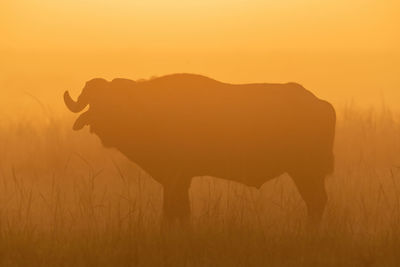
[64,91,88,113]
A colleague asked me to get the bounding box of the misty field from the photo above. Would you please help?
[1,104,400,267]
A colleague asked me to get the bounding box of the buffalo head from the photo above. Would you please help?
[64,78,108,131]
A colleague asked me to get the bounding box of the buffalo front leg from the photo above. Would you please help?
[162,180,191,227]
[289,171,328,226]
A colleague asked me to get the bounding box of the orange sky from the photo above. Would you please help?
[1,0,399,117]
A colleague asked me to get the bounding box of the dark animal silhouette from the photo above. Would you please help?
[64,73,336,225]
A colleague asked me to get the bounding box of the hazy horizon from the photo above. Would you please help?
[1,0,400,118]
[2,1,400,266]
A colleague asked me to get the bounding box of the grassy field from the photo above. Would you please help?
[1,104,400,266]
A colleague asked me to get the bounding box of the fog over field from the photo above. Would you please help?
[1,0,400,266]
[0,102,398,266]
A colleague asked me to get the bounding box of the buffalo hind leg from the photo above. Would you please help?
[289,171,327,227]
[162,180,191,229]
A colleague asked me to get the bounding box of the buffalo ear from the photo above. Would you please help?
[73,111,91,130]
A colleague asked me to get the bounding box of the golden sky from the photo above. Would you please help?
[1,0,399,116]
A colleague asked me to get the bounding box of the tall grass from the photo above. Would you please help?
[1,105,400,266]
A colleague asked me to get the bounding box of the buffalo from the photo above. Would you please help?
[64,73,336,225]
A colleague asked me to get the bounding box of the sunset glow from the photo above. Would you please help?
[1,0,399,117]
[2,1,400,266]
